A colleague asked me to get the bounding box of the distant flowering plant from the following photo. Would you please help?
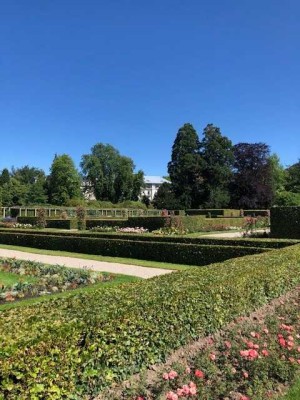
[117,227,149,234]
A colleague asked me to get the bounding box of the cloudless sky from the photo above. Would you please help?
[1,0,299,176]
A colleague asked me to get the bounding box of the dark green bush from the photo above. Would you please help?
[0,244,300,398]
[270,206,300,239]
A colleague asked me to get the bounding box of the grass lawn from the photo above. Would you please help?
[280,377,300,399]
[0,270,36,286]
[0,244,191,270]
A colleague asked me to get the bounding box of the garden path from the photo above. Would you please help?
[0,249,174,279]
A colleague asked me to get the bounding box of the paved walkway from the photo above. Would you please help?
[0,249,174,279]
[200,229,270,238]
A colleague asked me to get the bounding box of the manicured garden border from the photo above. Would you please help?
[0,231,267,266]
[0,244,300,398]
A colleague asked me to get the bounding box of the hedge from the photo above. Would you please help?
[0,228,297,249]
[0,231,266,266]
[244,209,269,217]
[185,209,241,217]
[17,217,78,230]
[270,206,300,239]
[0,244,300,398]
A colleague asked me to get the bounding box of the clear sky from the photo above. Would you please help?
[1,0,299,176]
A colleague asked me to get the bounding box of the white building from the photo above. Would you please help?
[141,176,169,201]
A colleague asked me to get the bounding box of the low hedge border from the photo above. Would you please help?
[17,216,246,232]
[270,206,300,239]
[0,245,300,398]
[0,228,297,249]
[0,231,267,266]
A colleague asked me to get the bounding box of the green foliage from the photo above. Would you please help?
[152,182,181,209]
[285,160,300,193]
[270,206,300,239]
[0,230,267,266]
[36,208,47,229]
[0,258,110,302]
[230,143,275,209]
[1,226,296,248]
[168,123,204,208]
[274,191,300,206]
[48,154,82,205]
[0,245,300,398]
[186,209,241,217]
[81,143,144,202]
[200,124,234,208]
[76,206,86,231]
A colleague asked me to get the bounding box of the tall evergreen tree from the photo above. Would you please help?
[168,123,203,208]
[48,154,82,205]
[200,124,234,207]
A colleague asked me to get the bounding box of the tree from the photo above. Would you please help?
[11,165,47,204]
[230,143,274,208]
[48,154,82,205]
[0,168,10,186]
[200,124,234,207]
[152,182,181,209]
[285,160,300,193]
[168,123,203,208]
[81,143,143,203]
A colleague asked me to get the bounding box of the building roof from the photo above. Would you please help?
[144,176,169,184]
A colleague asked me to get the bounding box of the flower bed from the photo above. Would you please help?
[104,287,300,400]
[0,258,113,303]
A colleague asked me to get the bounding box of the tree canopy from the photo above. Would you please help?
[200,124,234,208]
[48,154,82,205]
[230,143,274,208]
[81,143,144,203]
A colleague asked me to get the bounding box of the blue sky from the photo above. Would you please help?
[1,0,299,176]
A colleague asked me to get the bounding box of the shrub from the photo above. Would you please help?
[36,208,47,228]
[76,206,86,231]
[0,245,299,398]
[270,206,300,239]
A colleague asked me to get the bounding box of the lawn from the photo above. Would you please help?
[0,270,36,286]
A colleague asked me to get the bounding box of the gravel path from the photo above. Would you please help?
[0,249,174,279]
[200,229,269,238]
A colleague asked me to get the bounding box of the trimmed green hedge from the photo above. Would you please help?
[0,231,266,266]
[17,217,78,229]
[271,206,300,239]
[0,245,300,398]
[0,228,297,249]
[186,209,241,217]
[244,209,269,217]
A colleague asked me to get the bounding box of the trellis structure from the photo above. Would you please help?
[1,207,163,219]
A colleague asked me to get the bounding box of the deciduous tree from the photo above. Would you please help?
[230,143,274,208]
[48,154,82,205]
[81,143,144,203]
